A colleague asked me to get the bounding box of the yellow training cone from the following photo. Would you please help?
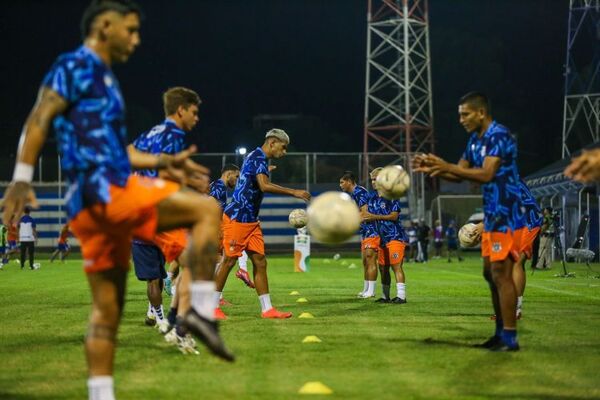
[302,335,322,343]
[298,381,333,395]
[289,290,300,295]
[296,297,308,303]
[298,312,314,319]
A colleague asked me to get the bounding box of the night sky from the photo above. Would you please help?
[1,0,567,176]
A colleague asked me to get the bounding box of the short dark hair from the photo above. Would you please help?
[24,206,31,214]
[81,0,143,39]
[340,171,356,183]
[221,164,239,174]
[459,91,491,115]
[163,87,201,116]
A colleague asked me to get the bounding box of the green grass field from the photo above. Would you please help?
[1,254,600,400]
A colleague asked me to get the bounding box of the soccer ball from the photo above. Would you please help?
[459,223,481,248]
[376,165,410,199]
[307,192,360,244]
[289,208,308,228]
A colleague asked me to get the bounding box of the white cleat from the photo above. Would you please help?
[357,291,366,298]
[164,329,179,346]
[178,334,200,355]
[156,319,171,335]
[358,292,375,299]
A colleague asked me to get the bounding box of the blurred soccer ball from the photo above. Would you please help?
[376,165,410,200]
[289,208,308,228]
[33,263,41,270]
[459,223,481,248]
[307,192,360,244]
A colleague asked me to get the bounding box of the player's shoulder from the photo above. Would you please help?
[355,185,368,195]
[51,46,99,73]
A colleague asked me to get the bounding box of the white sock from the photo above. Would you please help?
[214,291,223,307]
[517,296,523,309]
[259,293,272,312]
[239,251,248,271]
[147,303,153,318]
[88,376,115,400]
[396,283,406,300]
[382,284,390,300]
[167,271,173,280]
[362,280,368,293]
[152,305,164,321]
[191,281,217,321]
[365,280,376,296]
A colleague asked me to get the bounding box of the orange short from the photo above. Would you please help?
[378,240,406,266]
[362,237,380,252]
[481,230,519,262]
[70,175,179,274]
[221,214,264,258]
[513,226,540,259]
[154,228,188,263]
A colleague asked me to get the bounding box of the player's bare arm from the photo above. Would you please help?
[413,155,469,182]
[362,210,399,223]
[426,154,499,183]
[256,174,311,201]
[2,87,67,225]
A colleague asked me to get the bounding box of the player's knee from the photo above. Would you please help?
[91,300,121,327]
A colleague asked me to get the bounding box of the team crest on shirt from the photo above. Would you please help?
[392,253,399,259]
[492,242,502,253]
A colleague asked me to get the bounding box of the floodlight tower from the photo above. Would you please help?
[362,0,434,218]
[562,0,600,157]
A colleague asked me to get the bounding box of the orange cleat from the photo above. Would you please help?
[219,298,233,306]
[261,307,292,319]
[214,307,228,320]
[235,269,255,288]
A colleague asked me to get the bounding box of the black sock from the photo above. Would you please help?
[167,307,178,325]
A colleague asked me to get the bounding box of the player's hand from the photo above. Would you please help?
[185,171,210,194]
[423,153,450,177]
[473,222,483,242]
[360,210,374,222]
[268,165,277,172]
[411,153,429,169]
[564,148,600,183]
[293,190,311,202]
[1,182,38,225]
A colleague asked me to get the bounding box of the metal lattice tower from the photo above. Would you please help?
[362,0,434,218]
[562,0,600,157]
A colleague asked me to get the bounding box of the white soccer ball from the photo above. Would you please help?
[459,223,481,248]
[376,165,410,200]
[307,192,361,244]
[33,263,41,270]
[289,208,308,228]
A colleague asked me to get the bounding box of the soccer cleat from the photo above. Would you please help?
[474,335,502,349]
[178,334,200,355]
[164,277,172,297]
[357,291,366,298]
[235,269,255,288]
[261,307,293,319]
[156,319,171,334]
[489,340,520,352]
[375,297,390,303]
[391,297,407,304]
[219,298,233,306]
[490,314,497,320]
[145,311,156,327]
[182,309,235,362]
[164,329,180,346]
[214,307,228,320]
[358,292,375,299]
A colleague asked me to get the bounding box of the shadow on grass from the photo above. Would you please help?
[466,393,598,400]
[0,391,61,400]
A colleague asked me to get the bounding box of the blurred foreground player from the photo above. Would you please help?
[2,2,232,399]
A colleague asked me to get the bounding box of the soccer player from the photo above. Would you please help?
[130,86,201,334]
[565,147,600,183]
[208,164,253,290]
[214,129,311,319]
[362,170,409,304]
[50,223,71,263]
[1,2,233,399]
[414,92,524,351]
[18,206,37,270]
[339,170,378,298]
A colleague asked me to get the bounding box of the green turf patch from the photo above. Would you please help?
[1,255,600,399]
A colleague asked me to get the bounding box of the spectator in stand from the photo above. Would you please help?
[406,220,418,262]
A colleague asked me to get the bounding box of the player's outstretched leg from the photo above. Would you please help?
[156,190,234,362]
[513,254,527,319]
[250,251,292,318]
[235,250,254,288]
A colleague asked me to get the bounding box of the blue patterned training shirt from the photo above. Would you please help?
[369,194,408,244]
[42,46,130,218]
[209,179,228,209]
[224,147,270,222]
[132,118,187,177]
[461,121,525,233]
